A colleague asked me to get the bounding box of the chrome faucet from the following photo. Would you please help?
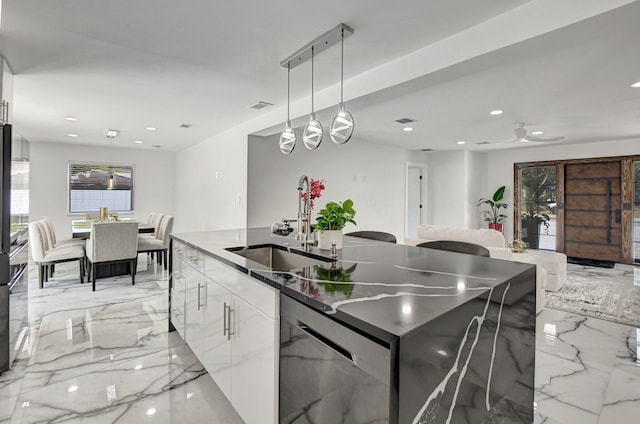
[296,175,317,250]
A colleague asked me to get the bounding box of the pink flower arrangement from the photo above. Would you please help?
[301,178,325,208]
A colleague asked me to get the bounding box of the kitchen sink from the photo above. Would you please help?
[227,245,330,271]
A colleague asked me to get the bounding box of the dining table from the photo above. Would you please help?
[71,219,155,239]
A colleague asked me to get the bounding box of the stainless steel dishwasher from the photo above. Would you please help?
[279,293,391,424]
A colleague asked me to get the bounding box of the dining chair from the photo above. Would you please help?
[345,231,397,243]
[137,215,173,270]
[85,221,139,291]
[147,212,163,237]
[416,240,491,257]
[29,220,85,288]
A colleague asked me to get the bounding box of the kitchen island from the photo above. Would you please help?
[170,228,536,424]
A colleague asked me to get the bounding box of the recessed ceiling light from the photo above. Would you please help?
[134,140,143,144]
[630,81,640,88]
[68,133,78,138]
[403,127,413,132]
[67,385,78,393]
[457,141,466,145]
[146,408,156,416]
[65,117,78,122]
[490,110,503,116]
[395,117,416,124]
[146,127,157,131]
[531,131,544,135]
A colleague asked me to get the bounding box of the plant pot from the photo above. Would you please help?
[488,223,503,233]
[521,220,541,249]
[317,230,343,250]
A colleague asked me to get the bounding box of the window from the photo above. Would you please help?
[11,160,29,223]
[68,163,134,213]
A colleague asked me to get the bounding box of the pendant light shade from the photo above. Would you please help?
[279,64,296,154]
[302,47,323,150]
[330,28,354,144]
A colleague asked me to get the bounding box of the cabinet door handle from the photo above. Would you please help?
[223,302,228,336]
[226,303,235,341]
[197,284,204,310]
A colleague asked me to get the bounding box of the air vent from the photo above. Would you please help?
[395,117,416,124]
[106,129,119,138]
[249,101,274,110]
[179,123,193,128]
[419,148,433,152]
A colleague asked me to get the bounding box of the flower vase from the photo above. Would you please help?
[488,223,503,233]
[317,230,343,250]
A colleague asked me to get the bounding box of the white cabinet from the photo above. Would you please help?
[170,241,187,338]
[171,241,279,424]
[184,263,205,359]
[229,294,279,424]
[204,263,278,424]
[200,276,232,399]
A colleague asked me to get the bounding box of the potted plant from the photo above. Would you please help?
[477,185,508,232]
[314,199,357,250]
[520,178,552,249]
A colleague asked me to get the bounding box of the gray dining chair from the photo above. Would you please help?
[29,220,85,288]
[85,221,139,291]
[345,231,397,243]
[137,215,173,270]
[416,240,490,257]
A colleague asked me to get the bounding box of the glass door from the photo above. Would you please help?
[518,166,557,250]
[633,161,640,263]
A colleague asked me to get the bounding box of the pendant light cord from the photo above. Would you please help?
[340,28,344,105]
[311,46,315,115]
[287,63,291,123]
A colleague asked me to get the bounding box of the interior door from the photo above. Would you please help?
[564,161,622,262]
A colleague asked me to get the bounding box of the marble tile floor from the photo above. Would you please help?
[0,260,638,423]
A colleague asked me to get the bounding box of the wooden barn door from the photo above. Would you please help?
[564,161,622,262]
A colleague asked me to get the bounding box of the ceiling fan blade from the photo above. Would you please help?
[526,135,565,142]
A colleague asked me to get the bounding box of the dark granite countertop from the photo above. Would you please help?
[171,227,535,345]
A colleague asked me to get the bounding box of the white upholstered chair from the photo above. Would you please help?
[137,215,173,270]
[29,220,85,288]
[85,221,139,291]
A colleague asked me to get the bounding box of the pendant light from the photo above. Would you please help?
[279,64,296,154]
[302,46,323,150]
[330,28,354,144]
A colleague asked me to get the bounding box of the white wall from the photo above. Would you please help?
[174,125,248,233]
[247,134,426,243]
[426,150,470,228]
[465,151,489,229]
[30,141,176,240]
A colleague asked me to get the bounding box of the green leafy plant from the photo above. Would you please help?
[314,199,357,231]
[477,185,508,224]
[520,178,552,232]
[314,263,357,297]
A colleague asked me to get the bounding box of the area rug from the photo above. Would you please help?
[545,272,640,327]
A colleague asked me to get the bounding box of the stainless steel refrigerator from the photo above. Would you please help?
[0,123,29,373]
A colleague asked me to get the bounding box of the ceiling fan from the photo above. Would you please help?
[477,122,564,145]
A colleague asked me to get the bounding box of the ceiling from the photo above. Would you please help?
[1,0,639,152]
